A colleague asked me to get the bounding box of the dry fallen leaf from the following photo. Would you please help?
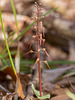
[50,94,69,100]
[16,74,25,99]
[2,67,25,99]
[3,66,16,82]
[15,45,20,73]
[2,93,14,100]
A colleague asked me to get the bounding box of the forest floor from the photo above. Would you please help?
[0,0,75,100]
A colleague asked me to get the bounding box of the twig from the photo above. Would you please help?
[66,76,75,93]
[0,84,11,93]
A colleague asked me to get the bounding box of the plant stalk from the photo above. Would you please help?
[36,5,42,97]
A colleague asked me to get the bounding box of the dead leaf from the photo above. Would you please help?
[50,94,69,100]
[42,66,75,83]
[51,85,66,96]
[2,93,14,100]
[2,67,25,99]
[16,74,25,99]
[15,44,20,73]
[3,66,16,82]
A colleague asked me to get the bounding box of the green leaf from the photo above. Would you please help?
[38,94,50,99]
[31,84,50,99]
[31,84,43,97]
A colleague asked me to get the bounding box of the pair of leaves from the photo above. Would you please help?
[31,84,50,99]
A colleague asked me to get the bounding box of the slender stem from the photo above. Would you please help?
[10,0,19,34]
[66,77,75,93]
[10,0,20,73]
[0,6,16,75]
[36,5,42,97]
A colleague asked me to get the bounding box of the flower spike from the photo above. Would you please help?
[30,2,51,98]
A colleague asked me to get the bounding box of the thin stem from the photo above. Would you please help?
[0,6,16,75]
[0,84,11,93]
[66,77,75,93]
[36,5,42,97]
[10,0,19,34]
[0,56,8,66]
[10,0,20,73]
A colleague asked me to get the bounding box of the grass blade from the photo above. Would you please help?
[40,7,58,17]
[0,6,16,74]
[2,51,16,58]
[10,0,19,33]
[48,60,75,64]
[0,56,8,67]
